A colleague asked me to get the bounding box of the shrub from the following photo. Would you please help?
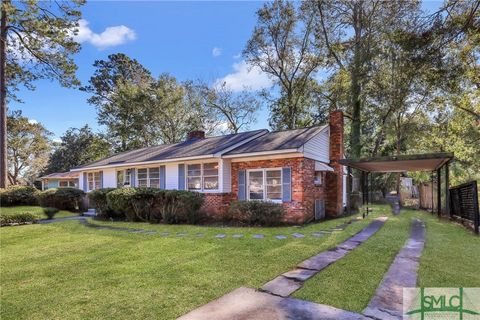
[0,212,37,225]
[0,186,39,206]
[88,188,117,219]
[228,201,284,226]
[37,188,85,211]
[106,188,137,221]
[43,207,59,219]
[155,190,205,224]
[131,188,162,222]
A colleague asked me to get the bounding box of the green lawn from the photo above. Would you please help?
[1,205,478,319]
[294,205,480,312]
[0,212,370,320]
[0,206,78,220]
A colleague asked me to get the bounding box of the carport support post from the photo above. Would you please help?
[445,162,450,217]
[437,168,442,217]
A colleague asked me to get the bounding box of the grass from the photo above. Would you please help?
[0,206,78,220]
[0,212,371,320]
[293,205,480,312]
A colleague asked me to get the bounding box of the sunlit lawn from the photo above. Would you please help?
[0,206,78,220]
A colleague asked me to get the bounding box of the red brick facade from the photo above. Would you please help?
[203,110,344,224]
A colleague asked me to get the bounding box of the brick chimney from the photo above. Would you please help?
[326,110,344,217]
[187,130,205,141]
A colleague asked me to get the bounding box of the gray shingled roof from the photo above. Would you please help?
[74,129,268,169]
[39,172,79,179]
[224,125,328,155]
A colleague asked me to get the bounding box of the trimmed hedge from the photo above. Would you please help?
[37,188,85,212]
[103,188,205,224]
[88,188,117,219]
[43,207,59,219]
[0,212,37,225]
[0,186,39,206]
[228,200,284,226]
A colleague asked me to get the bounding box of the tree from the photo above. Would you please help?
[82,53,155,151]
[7,110,51,185]
[45,125,110,174]
[244,0,324,130]
[199,81,260,134]
[0,0,84,188]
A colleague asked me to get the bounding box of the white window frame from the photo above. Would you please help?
[59,180,76,188]
[314,171,323,186]
[246,168,282,203]
[116,169,132,187]
[136,167,161,188]
[186,162,219,192]
[87,172,101,191]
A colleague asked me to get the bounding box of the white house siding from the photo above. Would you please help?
[165,163,179,190]
[102,168,117,188]
[221,159,232,193]
[303,128,330,163]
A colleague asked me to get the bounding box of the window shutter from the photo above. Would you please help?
[282,167,292,202]
[83,172,87,191]
[99,171,103,189]
[160,166,166,189]
[178,164,185,190]
[130,169,136,187]
[238,169,246,200]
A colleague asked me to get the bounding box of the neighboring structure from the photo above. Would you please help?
[70,111,346,224]
[38,172,79,191]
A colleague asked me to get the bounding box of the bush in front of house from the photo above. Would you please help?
[228,200,284,226]
[37,188,85,212]
[0,212,38,226]
[106,188,137,221]
[155,190,205,224]
[88,188,118,219]
[0,185,39,206]
[43,207,59,219]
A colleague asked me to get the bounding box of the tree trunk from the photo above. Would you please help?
[349,2,362,160]
[0,0,8,188]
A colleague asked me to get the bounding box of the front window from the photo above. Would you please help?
[137,168,160,188]
[59,181,68,188]
[248,169,282,201]
[314,171,323,186]
[68,181,76,188]
[88,172,101,191]
[187,162,219,191]
[117,169,132,187]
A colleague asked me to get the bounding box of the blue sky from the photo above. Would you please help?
[10,1,442,140]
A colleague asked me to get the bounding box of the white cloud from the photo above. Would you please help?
[53,138,62,144]
[28,119,38,125]
[212,47,222,57]
[74,19,136,50]
[233,53,241,59]
[214,60,273,92]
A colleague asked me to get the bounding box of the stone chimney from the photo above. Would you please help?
[326,110,344,217]
[187,130,206,141]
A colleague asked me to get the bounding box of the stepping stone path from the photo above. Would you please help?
[215,234,226,239]
[363,219,425,320]
[160,232,169,236]
[253,234,265,239]
[177,232,187,237]
[261,217,388,297]
[292,232,305,238]
[275,235,287,240]
[38,216,87,224]
[196,233,205,237]
[232,234,243,238]
[311,232,324,238]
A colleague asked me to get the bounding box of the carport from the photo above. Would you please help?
[339,152,454,216]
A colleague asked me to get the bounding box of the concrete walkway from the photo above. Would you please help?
[261,217,388,297]
[179,217,389,320]
[37,216,86,224]
[363,219,426,320]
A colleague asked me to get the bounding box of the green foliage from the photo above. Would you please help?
[156,190,205,224]
[7,110,52,185]
[0,185,39,206]
[228,201,284,226]
[106,188,137,221]
[37,188,85,212]
[42,207,59,220]
[0,211,37,225]
[88,188,116,218]
[45,125,110,174]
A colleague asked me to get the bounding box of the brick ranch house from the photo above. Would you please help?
[70,111,346,224]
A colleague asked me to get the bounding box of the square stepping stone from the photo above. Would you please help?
[215,234,226,239]
[160,232,169,236]
[292,233,305,238]
[196,233,205,237]
[145,231,156,235]
[311,232,324,238]
[275,235,287,240]
[261,276,303,297]
[253,234,265,239]
[282,268,318,281]
[177,232,187,237]
[232,234,243,238]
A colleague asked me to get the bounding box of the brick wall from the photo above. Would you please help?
[230,157,325,224]
[202,193,231,219]
[325,110,344,217]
